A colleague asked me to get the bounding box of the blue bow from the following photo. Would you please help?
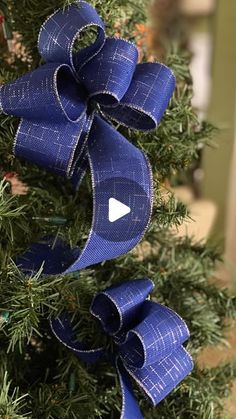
[51,279,193,419]
[0,1,175,274]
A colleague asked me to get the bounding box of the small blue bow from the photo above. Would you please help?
[0,1,175,275]
[51,279,193,418]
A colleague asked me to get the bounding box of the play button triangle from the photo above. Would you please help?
[108,198,131,223]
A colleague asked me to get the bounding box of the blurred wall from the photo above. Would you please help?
[202,0,236,246]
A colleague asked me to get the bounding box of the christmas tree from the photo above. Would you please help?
[1,1,236,418]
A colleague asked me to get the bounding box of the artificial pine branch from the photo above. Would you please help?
[0,372,29,418]
[0,1,236,418]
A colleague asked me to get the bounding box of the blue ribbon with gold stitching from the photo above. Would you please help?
[51,278,193,419]
[0,1,175,274]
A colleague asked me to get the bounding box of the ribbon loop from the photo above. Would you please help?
[50,313,104,363]
[0,63,86,122]
[78,38,138,106]
[38,1,106,72]
[91,278,154,335]
[103,62,176,131]
[120,301,190,369]
[126,345,193,406]
[14,115,88,177]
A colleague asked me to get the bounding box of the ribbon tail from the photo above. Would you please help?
[116,358,143,419]
[64,115,153,272]
[15,235,80,275]
[15,114,153,275]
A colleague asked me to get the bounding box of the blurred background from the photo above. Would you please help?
[150,1,236,415]
[150,0,236,278]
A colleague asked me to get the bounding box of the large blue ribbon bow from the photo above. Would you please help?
[51,279,193,419]
[0,1,175,274]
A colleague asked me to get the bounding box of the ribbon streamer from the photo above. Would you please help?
[0,1,175,274]
[51,279,193,419]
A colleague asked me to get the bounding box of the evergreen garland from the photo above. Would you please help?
[0,1,235,418]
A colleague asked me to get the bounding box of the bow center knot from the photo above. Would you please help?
[87,97,100,116]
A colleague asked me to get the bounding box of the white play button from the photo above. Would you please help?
[108,198,131,223]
